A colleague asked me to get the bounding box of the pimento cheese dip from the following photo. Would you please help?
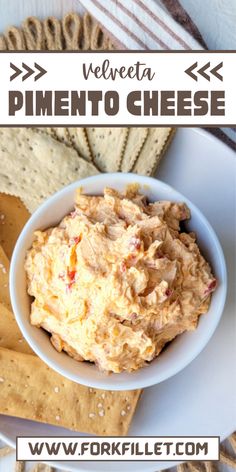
[25,187,217,373]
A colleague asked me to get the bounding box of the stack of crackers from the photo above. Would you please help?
[0,125,174,435]
[0,127,175,213]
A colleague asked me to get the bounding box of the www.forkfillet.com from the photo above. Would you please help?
[28,440,209,457]
[8,60,225,117]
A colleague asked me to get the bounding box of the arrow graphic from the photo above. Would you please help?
[184,61,198,81]
[210,62,223,81]
[185,61,223,82]
[22,63,34,81]
[10,62,47,81]
[198,62,211,81]
[34,62,47,81]
[10,63,22,81]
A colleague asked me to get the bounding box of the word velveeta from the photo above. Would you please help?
[9,60,225,117]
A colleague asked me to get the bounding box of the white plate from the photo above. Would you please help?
[1,128,235,472]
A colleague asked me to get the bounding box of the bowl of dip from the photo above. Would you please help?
[10,173,227,390]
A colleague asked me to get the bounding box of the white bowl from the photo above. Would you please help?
[10,173,227,391]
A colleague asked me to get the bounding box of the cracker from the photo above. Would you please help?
[68,128,92,161]
[0,303,33,354]
[0,128,99,213]
[133,128,175,176]
[0,347,141,436]
[0,247,33,353]
[45,127,57,138]
[121,128,148,172]
[86,128,128,172]
[36,128,57,139]
[0,245,10,310]
[0,193,29,259]
[38,127,93,162]
[53,127,72,146]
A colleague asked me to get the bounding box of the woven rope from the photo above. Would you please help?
[22,16,45,50]
[4,25,26,50]
[0,12,113,50]
[0,10,234,472]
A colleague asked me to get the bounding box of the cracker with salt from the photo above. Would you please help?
[133,128,175,175]
[121,128,148,172]
[86,127,128,172]
[0,303,33,354]
[0,128,99,213]
[68,128,92,162]
[0,347,141,436]
[0,245,10,310]
[0,193,29,259]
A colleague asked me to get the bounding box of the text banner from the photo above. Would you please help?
[0,51,235,126]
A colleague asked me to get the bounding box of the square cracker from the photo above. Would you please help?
[86,128,128,172]
[0,193,29,259]
[0,245,10,310]
[121,128,148,172]
[133,128,175,175]
[0,347,141,436]
[0,128,99,213]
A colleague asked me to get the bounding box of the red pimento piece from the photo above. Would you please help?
[67,269,76,284]
[69,235,82,247]
[204,278,217,295]
[120,261,127,273]
[66,270,77,293]
[73,235,81,245]
[165,288,173,298]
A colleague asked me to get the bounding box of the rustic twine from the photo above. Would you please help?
[0,10,234,472]
[0,12,114,51]
[4,25,26,50]
[62,12,83,50]
[43,16,63,50]
[22,16,45,50]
